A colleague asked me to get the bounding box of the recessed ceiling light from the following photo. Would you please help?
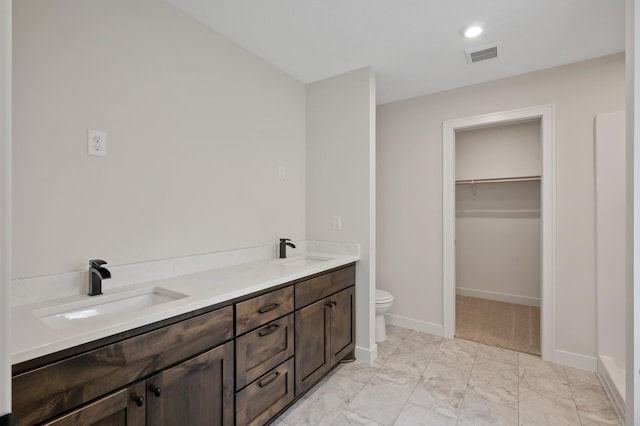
[462,25,483,38]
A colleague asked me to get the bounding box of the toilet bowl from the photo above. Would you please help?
[375,289,394,342]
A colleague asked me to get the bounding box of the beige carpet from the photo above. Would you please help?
[455,295,541,356]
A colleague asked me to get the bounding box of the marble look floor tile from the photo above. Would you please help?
[407,361,470,419]
[518,353,572,400]
[381,340,436,378]
[565,365,602,387]
[570,380,618,419]
[519,387,581,426]
[281,375,364,426]
[467,358,518,408]
[347,367,418,426]
[456,393,518,426]
[578,409,622,426]
[335,360,380,384]
[406,330,444,346]
[275,325,621,426]
[476,343,518,366]
[393,402,456,426]
[332,410,381,426]
[431,338,478,372]
[386,325,413,340]
[375,339,402,366]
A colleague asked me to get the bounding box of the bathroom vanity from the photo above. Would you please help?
[11,259,356,426]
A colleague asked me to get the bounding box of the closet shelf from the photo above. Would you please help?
[455,175,541,185]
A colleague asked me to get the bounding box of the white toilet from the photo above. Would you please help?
[375,289,394,342]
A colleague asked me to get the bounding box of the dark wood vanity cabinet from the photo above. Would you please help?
[294,266,355,394]
[41,382,146,426]
[12,306,235,426]
[12,263,356,426]
[40,342,235,426]
[234,286,296,425]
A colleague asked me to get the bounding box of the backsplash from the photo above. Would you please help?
[11,240,359,307]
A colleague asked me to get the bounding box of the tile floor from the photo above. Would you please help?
[274,326,621,426]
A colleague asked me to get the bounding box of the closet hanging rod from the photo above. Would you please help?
[455,175,541,185]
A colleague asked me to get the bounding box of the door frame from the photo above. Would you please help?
[442,104,555,361]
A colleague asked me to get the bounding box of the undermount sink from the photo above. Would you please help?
[280,256,331,267]
[34,287,188,329]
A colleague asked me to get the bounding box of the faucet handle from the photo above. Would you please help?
[280,238,291,243]
[90,259,108,268]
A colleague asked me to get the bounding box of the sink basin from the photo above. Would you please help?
[34,287,188,329]
[280,256,331,268]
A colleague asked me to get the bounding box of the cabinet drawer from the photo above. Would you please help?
[236,313,294,390]
[295,264,355,309]
[236,286,294,335]
[236,358,295,426]
[13,306,233,425]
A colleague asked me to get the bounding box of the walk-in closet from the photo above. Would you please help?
[454,119,542,355]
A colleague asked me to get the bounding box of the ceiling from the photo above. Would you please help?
[165,0,625,104]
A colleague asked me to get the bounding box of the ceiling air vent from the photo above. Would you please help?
[465,42,502,65]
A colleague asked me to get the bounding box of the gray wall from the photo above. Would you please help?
[377,54,624,360]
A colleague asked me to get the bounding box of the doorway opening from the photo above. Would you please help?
[454,119,541,355]
[442,105,555,361]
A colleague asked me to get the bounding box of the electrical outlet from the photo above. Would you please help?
[333,215,342,230]
[88,130,107,157]
[278,165,286,180]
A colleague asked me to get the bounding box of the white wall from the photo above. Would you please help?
[595,111,626,413]
[455,122,541,306]
[13,0,306,279]
[306,67,376,361]
[626,1,640,423]
[456,120,542,180]
[377,54,624,359]
[456,182,541,306]
[0,0,11,417]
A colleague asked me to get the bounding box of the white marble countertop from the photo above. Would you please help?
[12,252,359,365]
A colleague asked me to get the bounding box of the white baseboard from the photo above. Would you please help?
[456,287,541,307]
[552,349,597,371]
[597,356,626,423]
[385,314,443,336]
[355,344,377,365]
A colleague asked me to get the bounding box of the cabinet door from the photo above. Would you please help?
[42,382,145,426]
[329,286,355,366]
[294,298,331,395]
[146,341,234,426]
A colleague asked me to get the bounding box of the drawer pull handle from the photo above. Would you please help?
[325,301,337,308]
[134,396,144,407]
[258,323,280,337]
[258,303,280,314]
[151,386,161,397]
[258,371,281,388]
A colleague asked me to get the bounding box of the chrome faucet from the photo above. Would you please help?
[279,238,296,259]
[89,259,111,296]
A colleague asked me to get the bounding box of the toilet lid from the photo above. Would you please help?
[376,289,393,303]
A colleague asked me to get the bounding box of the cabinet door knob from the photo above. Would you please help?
[151,386,161,397]
[325,301,333,308]
[134,396,144,407]
[258,323,280,337]
[258,371,281,388]
[258,303,280,314]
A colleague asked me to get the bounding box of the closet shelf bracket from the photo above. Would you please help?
[455,175,541,185]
